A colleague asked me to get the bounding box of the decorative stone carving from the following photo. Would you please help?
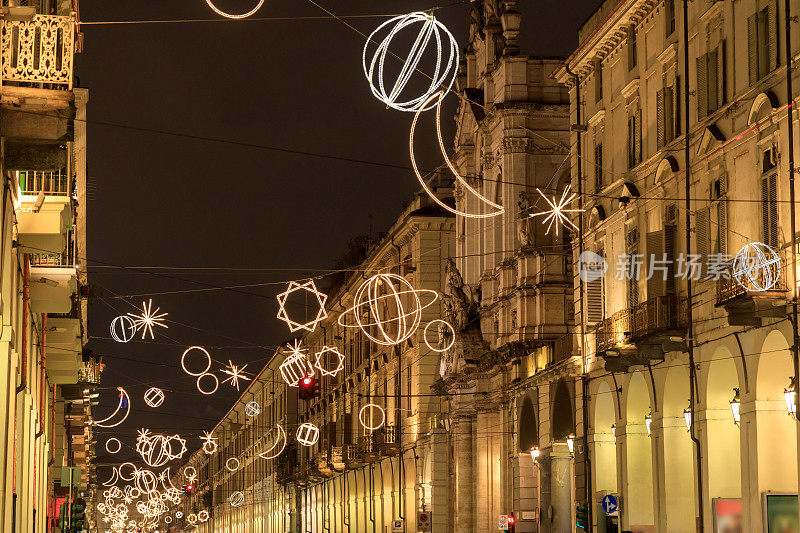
[441,258,477,332]
[517,193,535,246]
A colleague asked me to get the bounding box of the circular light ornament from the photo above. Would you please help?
[338,273,437,346]
[205,0,264,19]
[181,346,212,376]
[198,510,209,522]
[143,387,164,408]
[229,491,245,507]
[225,457,240,472]
[183,466,197,481]
[105,438,122,454]
[423,319,455,352]
[196,373,219,395]
[359,403,386,431]
[245,401,261,417]
[732,241,781,291]
[175,511,183,519]
[118,462,138,481]
[110,315,137,343]
[187,513,197,524]
[362,12,458,112]
[296,423,320,446]
[200,431,219,455]
[165,516,172,524]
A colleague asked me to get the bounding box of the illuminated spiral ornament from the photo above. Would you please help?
[338,273,437,346]
[110,315,137,343]
[732,241,781,291]
[205,0,264,19]
[362,12,458,112]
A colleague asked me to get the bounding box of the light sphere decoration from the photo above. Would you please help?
[362,12,458,112]
[229,491,245,507]
[314,346,345,377]
[225,457,240,472]
[338,273,437,346]
[176,511,183,519]
[276,280,328,333]
[423,319,455,352]
[135,429,187,468]
[198,510,209,522]
[245,401,261,417]
[143,387,164,408]
[359,403,386,431]
[183,466,197,482]
[296,423,320,446]
[105,438,122,454]
[110,315,137,343]
[279,340,315,386]
[205,0,263,19]
[732,241,781,292]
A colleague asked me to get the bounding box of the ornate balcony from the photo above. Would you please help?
[1,14,74,89]
[593,295,687,370]
[716,267,788,326]
[376,425,400,456]
[357,435,380,462]
[342,443,363,470]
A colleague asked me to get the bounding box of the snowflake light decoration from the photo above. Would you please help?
[314,346,345,377]
[126,299,168,340]
[200,431,218,455]
[220,360,251,391]
[528,185,584,237]
[276,280,328,333]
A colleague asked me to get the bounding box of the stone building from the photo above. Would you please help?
[0,1,95,531]
[555,0,800,531]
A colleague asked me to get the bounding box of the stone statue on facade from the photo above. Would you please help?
[441,258,477,332]
[517,193,535,247]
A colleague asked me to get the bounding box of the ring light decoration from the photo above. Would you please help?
[205,0,264,19]
[200,431,219,455]
[183,466,197,482]
[732,241,782,291]
[176,511,183,519]
[359,403,386,431]
[314,346,345,377]
[279,340,315,386]
[143,387,164,408]
[410,90,504,219]
[135,429,187,468]
[338,273,437,346]
[126,299,168,340]
[110,315,137,343]
[92,387,131,428]
[181,346,212,376]
[187,513,197,524]
[245,401,261,417]
[258,425,287,460]
[220,360,251,390]
[276,280,329,333]
[423,319,455,352]
[105,438,122,454]
[196,372,219,395]
[229,491,245,507]
[118,462,138,482]
[296,423,320,446]
[529,185,583,237]
[198,510,209,522]
[362,12,458,112]
[225,457,240,472]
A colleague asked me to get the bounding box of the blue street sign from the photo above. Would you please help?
[601,494,618,514]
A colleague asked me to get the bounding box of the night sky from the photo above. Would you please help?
[76,0,603,469]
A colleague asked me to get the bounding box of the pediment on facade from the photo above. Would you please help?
[697,124,726,155]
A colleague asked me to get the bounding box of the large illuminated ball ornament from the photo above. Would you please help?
[732,241,781,291]
[362,12,458,112]
[245,401,261,417]
[296,423,320,446]
[338,273,437,346]
[229,491,245,507]
[110,315,137,343]
[143,387,164,408]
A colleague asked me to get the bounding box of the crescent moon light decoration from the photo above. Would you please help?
[92,387,131,428]
[410,90,504,219]
[205,0,264,19]
[258,425,287,460]
[102,467,119,487]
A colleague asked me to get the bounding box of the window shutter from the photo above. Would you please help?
[696,54,708,120]
[673,77,681,136]
[656,88,665,148]
[646,230,665,299]
[762,173,779,248]
[707,48,719,113]
[696,207,710,278]
[665,0,675,36]
[664,222,677,295]
[595,60,603,103]
[628,24,637,70]
[717,40,726,107]
[748,13,759,85]
[586,248,604,324]
[665,83,675,142]
[595,143,603,191]
[635,107,642,165]
[717,196,727,255]
[768,1,778,72]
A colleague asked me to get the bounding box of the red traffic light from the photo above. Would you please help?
[302,377,312,386]
[298,376,318,400]
[508,514,515,525]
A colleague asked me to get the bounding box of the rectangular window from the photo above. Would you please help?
[697,43,725,119]
[762,148,779,248]
[628,108,643,169]
[665,0,675,37]
[748,2,779,85]
[594,143,603,191]
[628,24,637,70]
[594,59,603,103]
[657,80,680,148]
[586,248,605,324]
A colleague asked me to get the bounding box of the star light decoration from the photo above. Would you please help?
[220,360,251,391]
[126,299,168,340]
[200,431,218,455]
[314,346,345,377]
[528,185,584,237]
[276,280,328,333]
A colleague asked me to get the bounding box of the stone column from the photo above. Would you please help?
[537,443,572,533]
[453,414,476,531]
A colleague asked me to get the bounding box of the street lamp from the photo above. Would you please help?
[610,424,616,442]
[683,405,692,432]
[529,446,540,463]
[730,388,741,425]
[645,412,652,436]
[566,434,575,454]
[785,377,797,419]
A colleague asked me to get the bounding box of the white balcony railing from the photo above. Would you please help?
[16,169,70,196]
[1,14,74,88]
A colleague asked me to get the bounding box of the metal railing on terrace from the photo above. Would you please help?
[1,13,74,88]
[17,169,71,196]
[716,259,787,304]
[594,294,686,353]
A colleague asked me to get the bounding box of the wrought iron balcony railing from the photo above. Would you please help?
[594,295,686,353]
[1,14,74,88]
[716,262,787,304]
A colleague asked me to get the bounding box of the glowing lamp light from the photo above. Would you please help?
[730,388,741,425]
[508,514,516,525]
[785,377,797,419]
[566,434,575,454]
[529,446,540,462]
[302,376,312,386]
[684,406,692,432]
[610,424,616,442]
[645,412,652,436]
